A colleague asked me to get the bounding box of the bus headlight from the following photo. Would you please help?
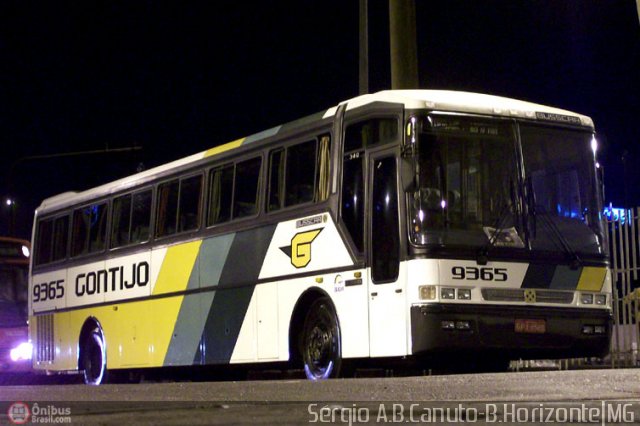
[10,342,32,362]
[595,294,607,305]
[457,289,471,300]
[441,288,456,299]
[419,285,436,300]
[581,293,594,305]
[594,325,606,334]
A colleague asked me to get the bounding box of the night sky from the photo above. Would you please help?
[1,1,638,239]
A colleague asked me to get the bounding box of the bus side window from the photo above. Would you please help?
[35,219,54,265]
[345,118,398,151]
[71,203,108,257]
[208,164,233,226]
[178,175,203,232]
[111,189,152,248]
[315,135,331,202]
[157,175,202,237]
[131,190,152,243]
[111,194,132,248]
[285,140,316,207]
[268,136,328,212]
[156,180,179,237]
[51,216,69,261]
[267,149,285,212]
[233,157,261,219]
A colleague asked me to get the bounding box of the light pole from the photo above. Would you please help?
[389,0,419,89]
[359,0,369,95]
[5,198,16,236]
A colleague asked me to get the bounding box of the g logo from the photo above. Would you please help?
[280,229,323,268]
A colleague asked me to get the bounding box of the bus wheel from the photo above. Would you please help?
[81,327,107,385]
[302,297,342,380]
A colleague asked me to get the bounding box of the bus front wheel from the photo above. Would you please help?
[301,297,342,380]
[81,327,107,385]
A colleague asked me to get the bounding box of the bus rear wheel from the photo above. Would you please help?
[81,327,107,385]
[301,297,342,380]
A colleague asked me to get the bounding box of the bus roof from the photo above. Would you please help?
[328,90,594,128]
[36,90,594,215]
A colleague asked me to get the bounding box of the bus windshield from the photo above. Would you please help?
[409,115,605,261]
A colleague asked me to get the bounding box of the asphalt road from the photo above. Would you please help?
[1,369,640,424]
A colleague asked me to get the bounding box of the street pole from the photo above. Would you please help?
[389,0,419,89]
[5,198,16,236]
[359,0,369,95]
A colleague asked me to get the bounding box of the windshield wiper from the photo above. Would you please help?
[525,178,582,269]
[477,180,523,265]
[477,203,510,265]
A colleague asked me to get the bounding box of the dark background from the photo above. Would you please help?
[1,1,638,239]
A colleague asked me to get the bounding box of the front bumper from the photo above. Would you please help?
[411,303,612,359]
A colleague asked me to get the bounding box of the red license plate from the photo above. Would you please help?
[515,319,546,334]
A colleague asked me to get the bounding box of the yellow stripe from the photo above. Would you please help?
[576,266,607,291]
[153,241,202,295]
[204,138,245,158]
[149,241,202,365]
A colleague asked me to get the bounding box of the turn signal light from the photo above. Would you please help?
[419,285,437,300]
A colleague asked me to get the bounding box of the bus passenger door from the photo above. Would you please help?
[367,153,407,357]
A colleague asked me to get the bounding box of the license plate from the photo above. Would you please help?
[515,319,546,334]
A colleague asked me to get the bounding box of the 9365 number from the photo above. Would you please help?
[33,280,65,302]
[451,266,507,281]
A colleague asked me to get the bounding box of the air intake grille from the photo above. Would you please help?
[482,288,524,302]
[481,288,574,304]
[36,315,54,363]
[535,290,575,304]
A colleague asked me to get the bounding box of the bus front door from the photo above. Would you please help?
[367,153,407,357]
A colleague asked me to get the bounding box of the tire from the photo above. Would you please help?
[81,328,107,385]
[301,297,342,380]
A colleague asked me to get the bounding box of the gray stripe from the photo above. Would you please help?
[197,233,236,288]
[163,291,215,366]
[549,266,582,290]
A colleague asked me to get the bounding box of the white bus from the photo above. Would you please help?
[29,90,612,384]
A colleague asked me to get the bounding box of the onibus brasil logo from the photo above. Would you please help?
[7,402,30,425]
